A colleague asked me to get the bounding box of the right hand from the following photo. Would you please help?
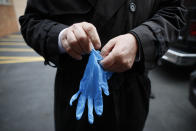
[60,22,101,60]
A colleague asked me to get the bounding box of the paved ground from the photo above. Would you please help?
[144,64,196,131]
[0,33,55,131]
[0,33,196,131]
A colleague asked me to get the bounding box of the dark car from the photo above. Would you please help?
[162,0,196,66]
[189,70,196,108]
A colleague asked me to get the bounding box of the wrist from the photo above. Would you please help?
[126,33,138,52]
[126,33,141,62]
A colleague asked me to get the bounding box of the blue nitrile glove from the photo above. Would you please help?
[69,49,113,124]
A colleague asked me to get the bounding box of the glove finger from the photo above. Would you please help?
[76,94,86,120]
[94,90,103,116]
[88,97,94,124]
[101,84,109,96]
[69,91,80,106]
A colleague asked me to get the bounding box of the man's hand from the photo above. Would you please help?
[100,34,138,72]
[60,22,101,60]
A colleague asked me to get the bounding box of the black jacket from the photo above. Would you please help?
[19,0,186,70]
[19,0,186,131]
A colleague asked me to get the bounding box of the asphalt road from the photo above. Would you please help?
[144,64,196,131]
[0,33,55,131]
[0,33,196,131]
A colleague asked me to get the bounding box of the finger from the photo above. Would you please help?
[61,37,70,51]
[76,94,86,120]
[94,89,103,116]
[101,39,115,58]
[66,30,83,55]
[66,47,82,60]
[73,24,91,54]
[82,22,101,50]
[69,91,80,106]
[100,51,115,70]
[88,97,94,124]
[60,28,69,40]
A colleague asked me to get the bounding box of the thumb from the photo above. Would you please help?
[101,39,115,58]
[100,39,116,69]
[69,91,80,106]
[100,50,115,69]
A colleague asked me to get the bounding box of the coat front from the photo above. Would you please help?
[19,0,186,131]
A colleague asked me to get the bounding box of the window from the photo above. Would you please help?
[0,0,12,5]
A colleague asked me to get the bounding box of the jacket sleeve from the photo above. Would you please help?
[130,0,187,70]
[19,0,68,67]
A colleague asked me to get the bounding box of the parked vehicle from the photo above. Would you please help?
[189,70,196,108]
[162,0,196,66]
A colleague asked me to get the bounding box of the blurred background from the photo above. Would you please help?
[0,0,196,131]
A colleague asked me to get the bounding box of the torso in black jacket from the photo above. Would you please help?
[19,0,186,131]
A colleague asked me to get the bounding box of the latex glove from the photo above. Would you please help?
[70,49,112,124]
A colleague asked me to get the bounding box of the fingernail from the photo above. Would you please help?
[90,42,94,50]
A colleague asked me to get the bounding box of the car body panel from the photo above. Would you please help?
[189,70,196,108]
[162,0,196,66]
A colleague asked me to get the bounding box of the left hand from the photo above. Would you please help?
[100,33,138,72]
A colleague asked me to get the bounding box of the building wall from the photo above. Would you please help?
[0,0,18,37]
[13,0,26,27]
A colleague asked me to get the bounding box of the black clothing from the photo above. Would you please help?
[19,0,186,131]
